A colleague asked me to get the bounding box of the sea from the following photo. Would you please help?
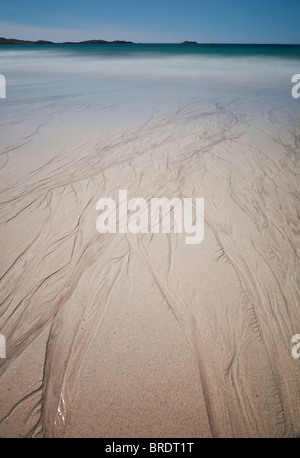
[0,43,299,98]
[0,43,299,142]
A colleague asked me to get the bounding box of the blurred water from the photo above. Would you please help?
[0,43,299,122]
[1,43,299,85]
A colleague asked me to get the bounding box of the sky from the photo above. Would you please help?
[0,0,299,44]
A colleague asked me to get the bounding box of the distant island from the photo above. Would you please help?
[181,41,198,45]
[0,37,202,45]
[0,38,298,47]
[0,37,134,45]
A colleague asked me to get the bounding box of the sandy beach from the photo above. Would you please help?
[0,44,300,438]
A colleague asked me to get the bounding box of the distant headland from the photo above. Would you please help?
[2,38,295,47]
[0,37,201,45]
[0,37,134,45]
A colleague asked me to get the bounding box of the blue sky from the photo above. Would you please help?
[0,0,299,44]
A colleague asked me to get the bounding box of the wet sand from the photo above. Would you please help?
[0,91,300,437]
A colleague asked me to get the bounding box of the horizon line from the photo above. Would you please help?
[0,37,300,46]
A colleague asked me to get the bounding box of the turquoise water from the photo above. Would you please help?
[1,43,300,56]
[1,44,299,81]
[0,43,299,118]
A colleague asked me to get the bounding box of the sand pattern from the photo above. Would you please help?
[0,95,299,437]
